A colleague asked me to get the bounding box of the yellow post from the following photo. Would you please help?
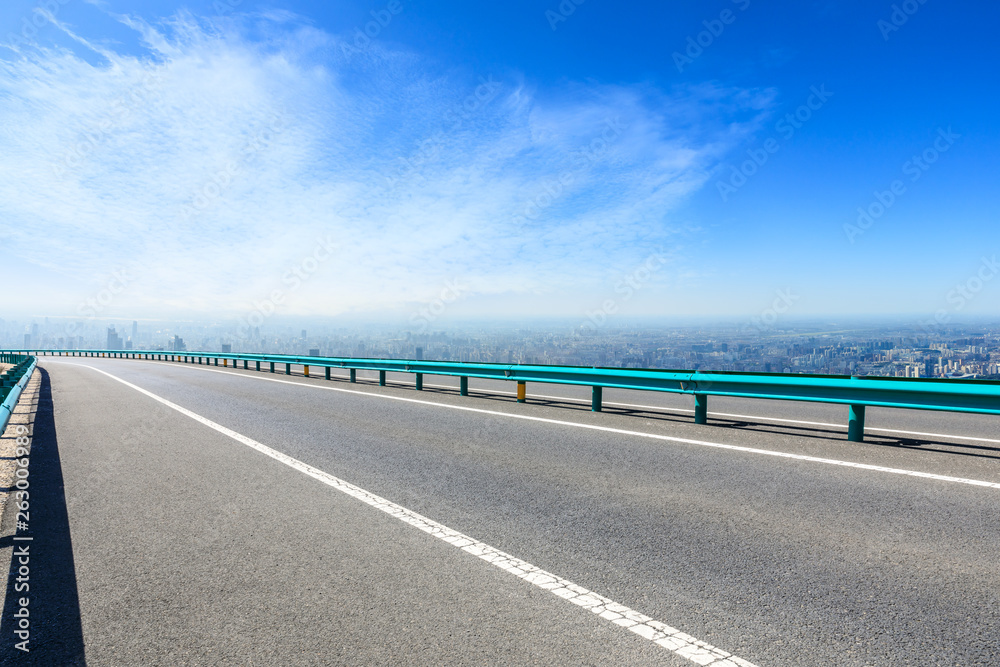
[304,365,310,377]
[224,359,228,367]
[517,381,526,403]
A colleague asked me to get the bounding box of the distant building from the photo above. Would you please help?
[309,348,320,356]
[173,335,187,352]
[131,320,138,342]
[23,333,31,348]
[107,327,124,349]
[415,347,423,360]
[301,330,307,339]
[221,343,232,353]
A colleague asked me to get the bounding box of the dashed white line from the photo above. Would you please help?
[53,359,1000,490]
[73,363,757,667]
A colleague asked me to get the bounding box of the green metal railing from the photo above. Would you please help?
[9,348,1000,443]
[1,354,36,435]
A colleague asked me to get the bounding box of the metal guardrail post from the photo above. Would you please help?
[694,394,708,425]
[460,376,469,396]
[517,381,526,403]
[304,365,310,377]
[256,361,261,371]
[325,366,331,380]
[848,404,866,442]
[415,373,423,390]
[285,363,291,375]
[591,386,602,412]
[350,369,357,383]
[379,370,386,386]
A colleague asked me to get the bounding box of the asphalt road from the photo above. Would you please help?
[2,357,998,665]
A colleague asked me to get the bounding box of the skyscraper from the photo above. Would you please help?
[107,327,123,349]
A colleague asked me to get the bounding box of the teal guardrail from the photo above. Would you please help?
[1,355,36,435]
[10,348,1000,442]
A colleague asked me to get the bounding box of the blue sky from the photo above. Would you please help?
[1,0,998,327]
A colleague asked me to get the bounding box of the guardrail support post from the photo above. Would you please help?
[243,360,248,370]
[256,361,261,371]
[460,376,469,396]
[285,363,291,375]
[223,359,228,367]
[269,362,275,373]
[848,404,866,442]
[325,367,331,380]
[379,370,386,386]
[517,381,526,403]
[415,373,423,390]
[304,365,310,377]
[350,369,356,383]
[694,393,708,425]
[591,386,602,412]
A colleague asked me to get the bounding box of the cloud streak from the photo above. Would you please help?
[0,7,770,323]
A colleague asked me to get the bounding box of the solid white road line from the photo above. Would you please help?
[54,359,1000,490]
[89,358,1000,445]
[416,382,1000,445]
[74,363,757,667]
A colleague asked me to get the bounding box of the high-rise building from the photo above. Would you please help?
[132,320,138,341]
[24,333,31,348]
[415,347,424,360]
[221,343,232,353]
[173,335,187,352]
[309,348,320,356]
[107,327,124,349]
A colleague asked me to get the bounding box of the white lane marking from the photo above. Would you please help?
[418,382,1000,445]
[53,360,1000,490]
[80,358,1000,445]
[71,363,756,667]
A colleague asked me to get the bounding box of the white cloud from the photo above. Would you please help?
[0,8,771,325]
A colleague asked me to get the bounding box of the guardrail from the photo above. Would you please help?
[7,348,1000,442]
[1,354,37,435]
